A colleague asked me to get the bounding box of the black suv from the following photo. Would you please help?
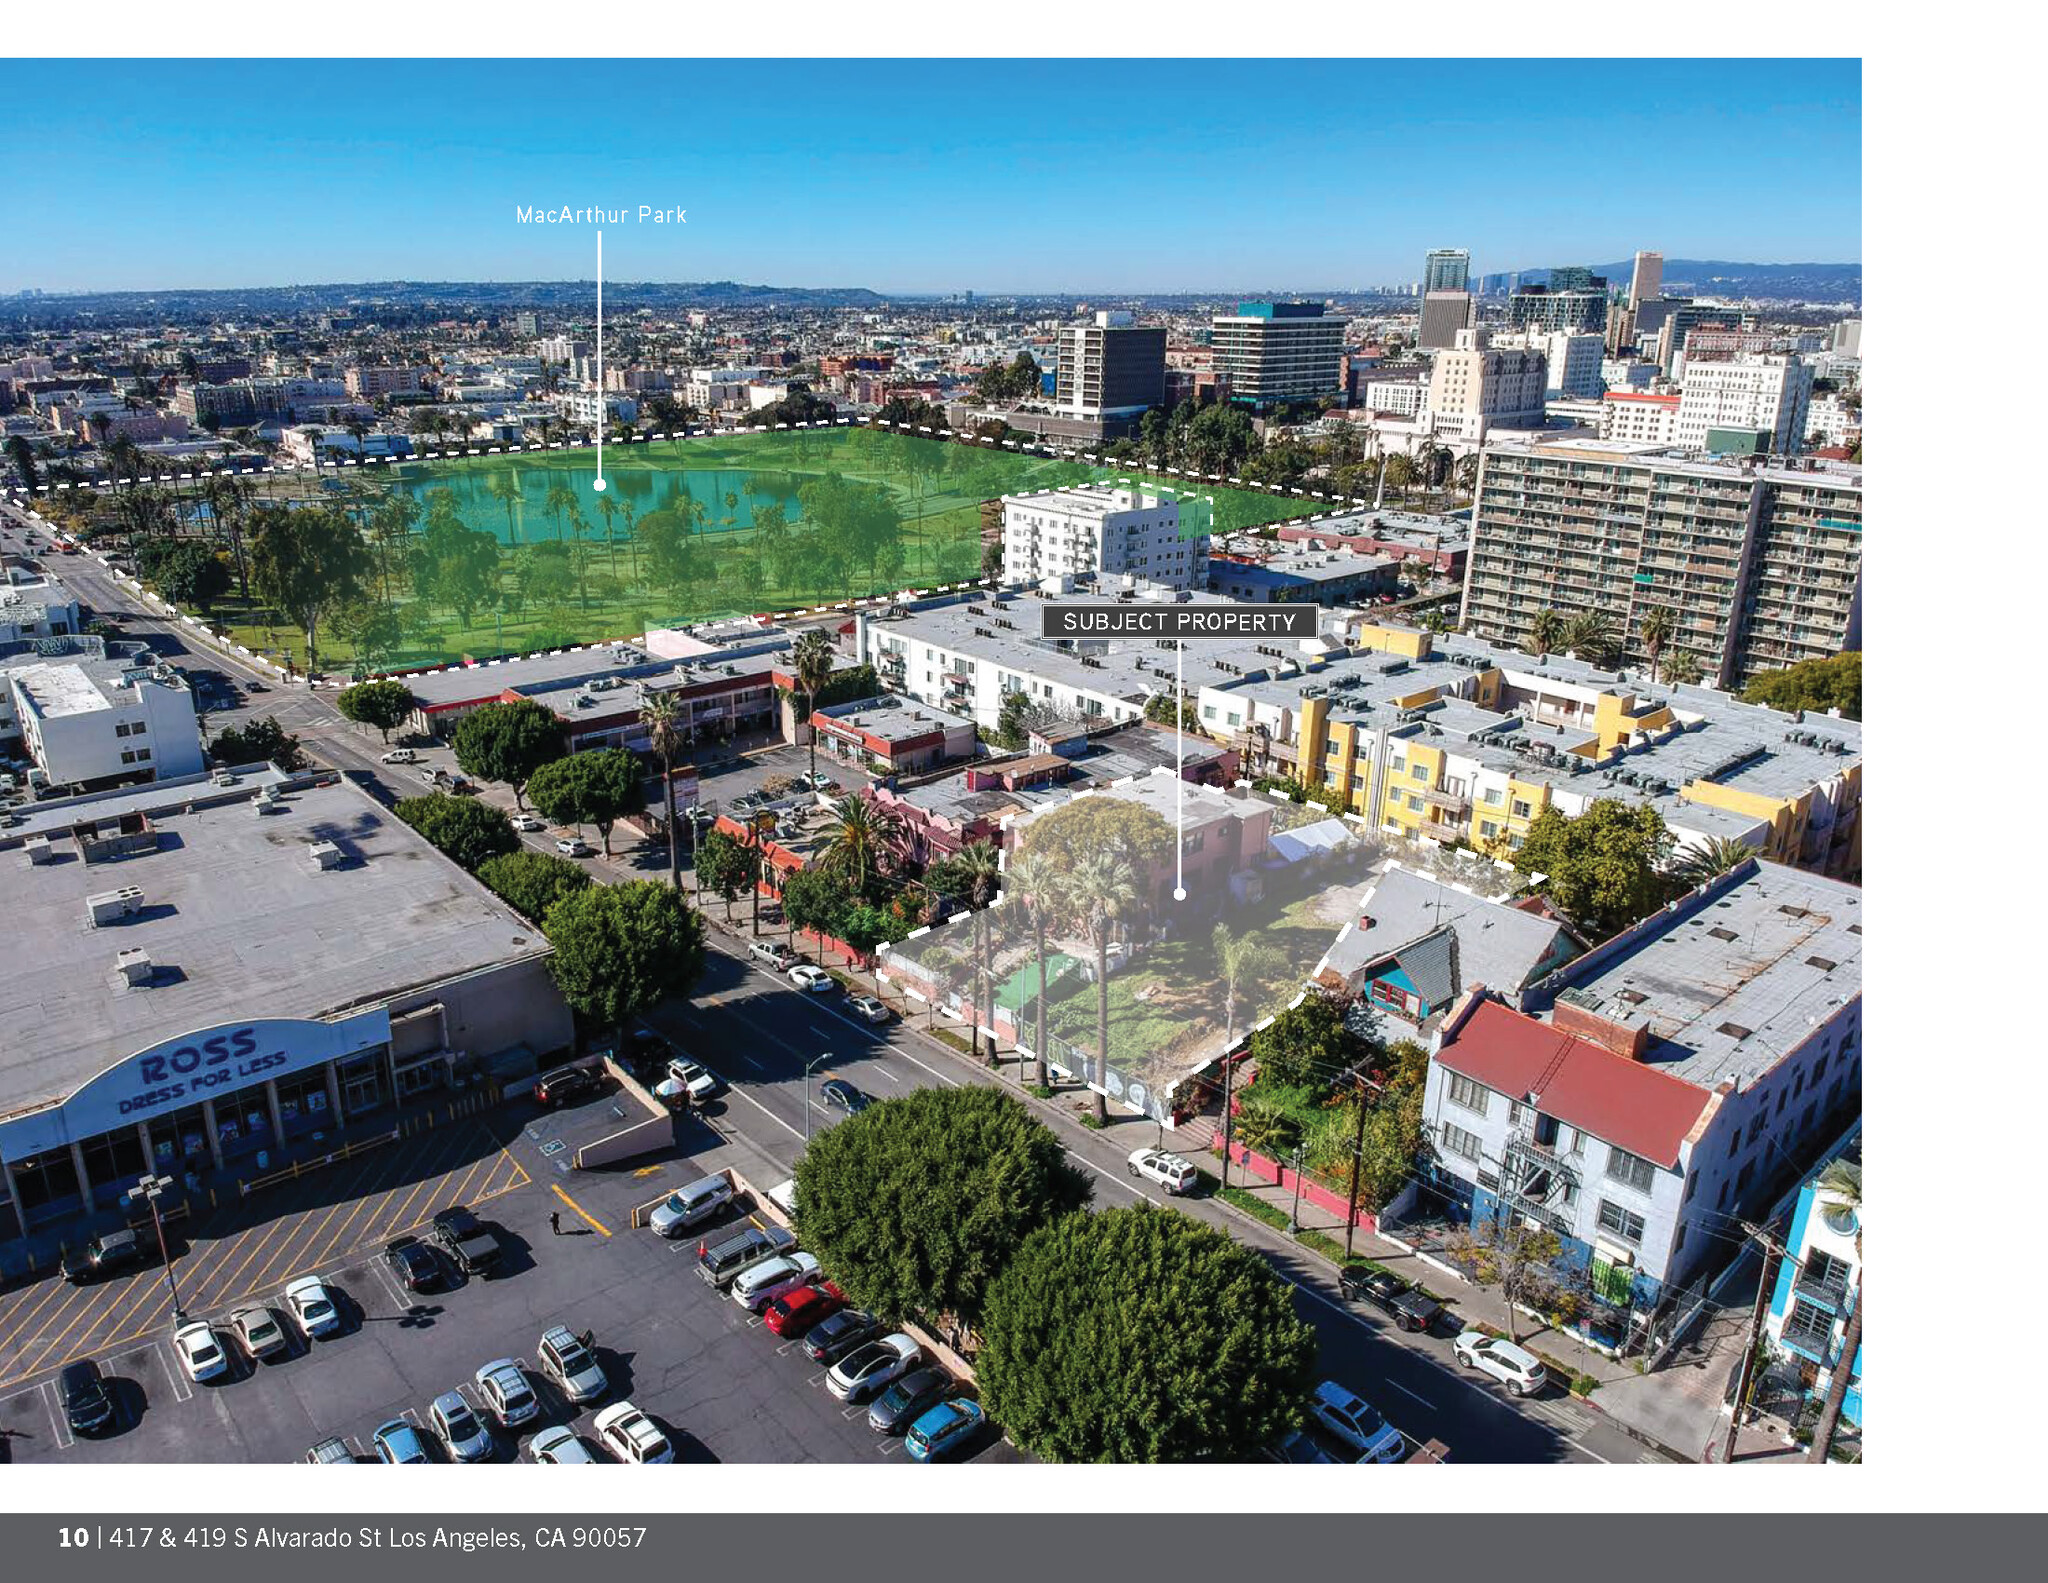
[60,1229,143,1285]
[60,1360,117,1436]
[1339,1267,1447,1334]
[383,1234,441,1293]
[534,1065,604,1108]
[429,1205,503,1275]
[802,1308,881,1365]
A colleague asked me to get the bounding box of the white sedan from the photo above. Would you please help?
[555,836,593,858]
[510,813,545,832]
[788,964,835,994]
[529,1425,597,1464]
[173,1320,231,1383]
[283,1275,342,1339]
[593,1401,673,1464]
[232,1305,290,1361]
[848,994,891,1024]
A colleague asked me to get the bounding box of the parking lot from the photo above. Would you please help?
[692,741,869,821]
[0,1079,1016,1466]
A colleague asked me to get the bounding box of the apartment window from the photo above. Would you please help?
[1799,1250,1854,1304]
[1683,1172,1700,1203]
[1446,1073,1490,1116]
[1410,762,1428,780]
[1605,1146,1656,1194]
[1482,788,1504,805]
[1783,1299,1835,1352]
[134,747,150,762]
[1440,1122,1482,1161]
[1512,799,1533,819]
[1596,1199,1645,1244]
[1479,821,1499,839]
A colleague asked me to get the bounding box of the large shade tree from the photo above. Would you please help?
[451,697,565,809]
[247,502,373,675]
[543,880,707,1039]
[527,747,643,857]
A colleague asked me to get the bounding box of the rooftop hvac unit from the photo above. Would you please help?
[307,840,343,871]
[116,947,153,987]
[25,835,55,865]
[212,769,240,786]
[87,886,145,926]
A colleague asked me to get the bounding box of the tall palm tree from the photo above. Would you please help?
[1213,921,1285,1047]
[1668,836,1756,888]
[1806,1160,1862,1463]
[488,470,524,546]
[1563,608,1618,668]
[957,839,1004,1067]
[1527,608,1567,659]
[791,629,836,781]
[1664,649,1705,687]
[1066,849,1137,1125]
[596,491,620,581]
[543,480,578,544]
[1637,607,1675,681]
[640,691,686,893]
[821,793,902,897]
[1004,849,1063,1089]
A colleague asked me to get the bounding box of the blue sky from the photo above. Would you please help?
[2,59,1859,294]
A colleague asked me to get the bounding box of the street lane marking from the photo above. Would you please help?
[551,1185,611,1238]
[1383,1378,1435,1411]
[725,1082,806,1142]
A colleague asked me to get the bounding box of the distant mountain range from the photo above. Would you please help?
[1519,260,1860,303]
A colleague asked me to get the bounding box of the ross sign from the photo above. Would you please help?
[1039,604,1319,641]
[0,1009,391,1164]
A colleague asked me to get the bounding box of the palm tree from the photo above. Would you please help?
[543,480,578,544]
[791,629,836,781]
[1668,836,1756,888]
[1637,607,1675,681]
[1527,608,1567,659]
[640,691,686,893]
[957,839,1004,1067]
[488,470,524,546]
[1806,1160,1862,1463]
[1066,849,1137,1125]
[1663,649,1705,687]
[596,491,620,581]
[1213,922,1285,1047]
[1004,849,1063,1089]
[821,793,902,896]
[1563,608,1618,668]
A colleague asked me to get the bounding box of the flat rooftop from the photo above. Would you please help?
[816,693,976,740]
[0,772,553,1118]
[401,627,791,712]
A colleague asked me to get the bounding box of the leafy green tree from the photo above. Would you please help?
[1143,692,1200,732]
[977,1205,1316,1462]
[543,880,707,1038]
[151,541,231,613]
[247,502,373,674]
[1668,835,1758,888]
[839,903,909,955]
[452,698,565,809]
[694,828,760,921]
[526,747,643,857]
[995,690,1033,750]
[1248,988,1366,1093]
[1742,652,1861,721]
[1011,794,1173,877]
[475,849,592,924]
[1511,799,1676,941]
[781,863,855,944]
[208,715,305,771]
[794,1085,1089,1329]
[393,793,519,871]
[335,679,417,743]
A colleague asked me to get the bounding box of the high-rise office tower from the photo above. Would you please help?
[1547,265,1605,293]
[1423,249,1471,293]
[1054,311,1167,420]
[1209,302,1347,406]
[1418,290,1476,350]
[1629,251,1664,308]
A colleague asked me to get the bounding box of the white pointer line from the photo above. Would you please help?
[593,229,606,496]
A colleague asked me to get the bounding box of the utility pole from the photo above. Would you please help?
[1716,1219,1787,1465]
[1343,1072,1377,1260]
[1218,1047,1239,1192]
[1285,1142,1308,1235]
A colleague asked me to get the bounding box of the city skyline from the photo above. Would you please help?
[1,59,1860,295]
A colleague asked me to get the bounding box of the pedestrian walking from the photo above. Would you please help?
[550,1210,561,1236]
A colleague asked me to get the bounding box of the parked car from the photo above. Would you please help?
[534,1065,604,1108]
[510,813,545,832]
[1126,1147,1201,1195]
[283,1275,342,1339]
[372,1419,431,1464]
[732,1250,823,1313]
[695,1223,797,1288]
[537,1324,608,1405]
[867,1366,954,1435]
[764,1282,842,1339]
[664,1057,722,1102]
[555,836,593,857]
[430,1390,493,1462]
[847,994,892,1024]
[1453,1331,1549,1397]
[473,1358,540,1428]
[430,1205,502,1275]
[802,1308,880,1364]
[418,768,441,786]
[1307,1380,1405,1463]
[1339,1268,1446,1335]
[61,1229,142,1284]
[766,1176,799,1219]
[749,940,796,968]
[59,1359,116,1436]
[384,1234,441,1293]
[649,1174,734,1237]
[826,1333,921,1402]
[905,1398,983,1463]
[787,963,835,993]
[380,749,419,765]
[529,1426,597,1464]
[1263,1427,1336,1464]
[173,1320,230,1383]
[593,1401,672,1464]
[305,1436,354,1465]
[231,1305,290,1362]
[245,679,269,693]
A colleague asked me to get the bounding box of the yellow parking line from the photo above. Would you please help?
[8,1273,140,1383]
[376,1122,491,1241]
[550,1185,611,1238]
[0,1271,80,1359]
[441,1148,496,1211]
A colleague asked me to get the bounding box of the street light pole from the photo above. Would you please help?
[804,1052,833,1145]
[134,1173,185,1322]
[1286,1142,1307,1235]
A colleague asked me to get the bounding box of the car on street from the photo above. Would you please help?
[664,1057,722,1103]
[819,1078,872,1116]
[418,768,441,786]
[474,1358,541,1428]
[867,1366,954,1435]
[534,1064,604,1108]
[593,1402,673,1464]
[555,836,593,857]
[732,1250,823,1312]
[372,1419,431,1464]
[1453,1331,1550,1397]
[529,1426,597,1464]
[430,1390,493,1462]
[306,1436,354,1464]
[283,1275,343,1339]
[448,775,478,794]
[59,1360,117,1436]
[537,1325,608,1405]
[1264,1427,1337,1464]
[380,749,419,764]
[764,1282,842,1339]
[826,1333,921,1402]
[802,1308,881,1364]
[231,1304,290,1362]
[510,813,544,831]
[245,680,269,692]
[1339,1267,1447,1335]
[1126,1147,1201,1195]
[173,1320,230,1384]
[749,940,796,969]
[430,1204,502,1275]
[384,1234,441,1293]
[848,994,892,1024]
[1307,1380,1406,1463]
[905,1398,984,1463]
[649,1174,735,1237]
[61,1229,142,1284]
[787,963,835,993]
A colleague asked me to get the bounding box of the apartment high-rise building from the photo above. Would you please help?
[1425,329,1548,442]
[1418,290,1475,350]
[1053,311,1167,421]
[514,312,540,338]
[1628,251,1664,307]
[1546,266,1606,294]
[1658,305,1730,376]
[1507,286,1607,334]
[1461,438,1862,687]
[1496,329,1604,399]
[1423,249,1471,293]
[1210,302,1346,407]
[1675,354,1814,454]
[1000,485,1207,590]
[1832,319,1862,356]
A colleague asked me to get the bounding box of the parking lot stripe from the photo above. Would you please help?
[155,1339,193,1402]
[43,1380,73,1450]
[550,1185,611,1238]
[187,1214,301,1316]
[440,1149,495,1212]
[351,1122,472,1247]
[0,1269,84,1363]
[6,1276,133,1384]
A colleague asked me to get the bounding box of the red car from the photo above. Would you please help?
[764,1281,845,1338]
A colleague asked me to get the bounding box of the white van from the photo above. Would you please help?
[731,1250,822,1312]
[766,1177,798,1219]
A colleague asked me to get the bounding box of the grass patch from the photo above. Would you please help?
[1217,1183,1291,1230]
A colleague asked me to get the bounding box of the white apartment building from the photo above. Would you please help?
[1601,359,1662,391]
[1000,486,1206,590]
[555,391,637,427]
[5,658,204,793]
[1601,390,1681,445]
[1497,330,1604,399]
[1425,329,1548,442]
[0,573,83,644]
[1363,378,1426,418]
[1808,391,1862,448]
[1674,354,1814,453]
